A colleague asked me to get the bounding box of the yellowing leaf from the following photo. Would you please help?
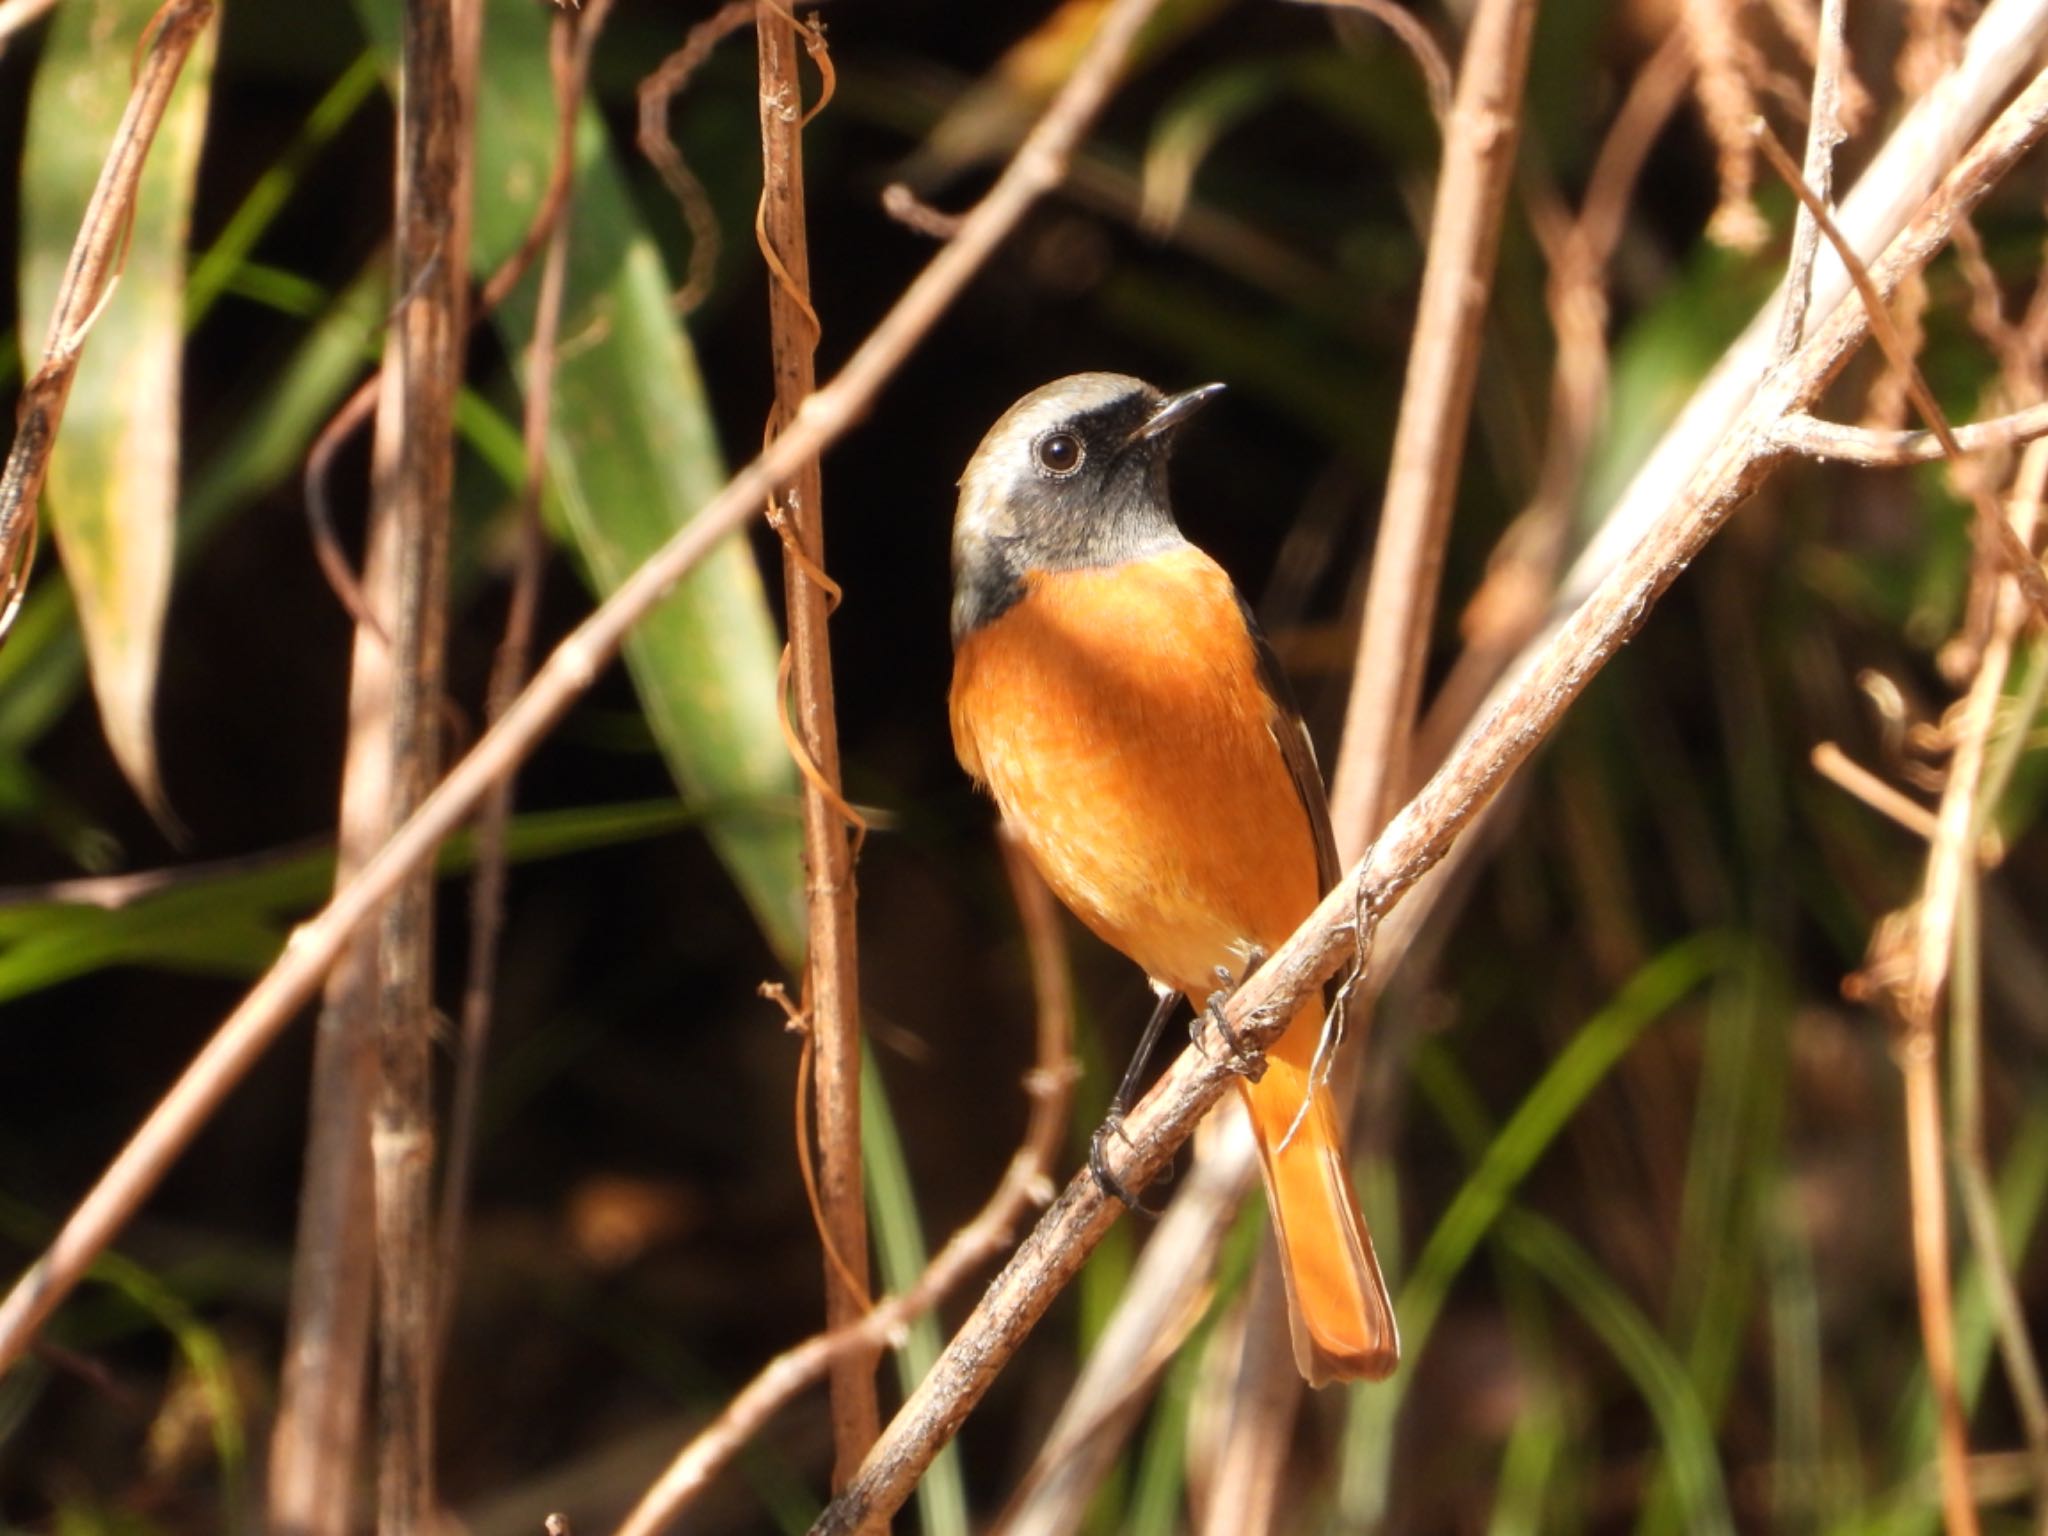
[20,0,217,819]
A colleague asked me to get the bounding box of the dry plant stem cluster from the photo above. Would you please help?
[753,0,879,1486]
[0,0,215,645]
[611,828,1076,1536]
[807,70,2048,1536]
[0,0,1172,1396]
[270,11,594,1529]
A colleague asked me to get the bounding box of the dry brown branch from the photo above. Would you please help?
[636,0,752,314]
[994,1121,1254,1536]
[809,73,2048,1536]
[364,0,480,1529]
[1419,29,1694,780]
[753,0,878,1485]
[1775,402,2048,464]
[438,0,612,1382]
[0,0,214,648]
[609,825,1076,1536]
[1327,0,1541,849]
[0,0,1173,1394]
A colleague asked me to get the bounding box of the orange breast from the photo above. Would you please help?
[950,544,1320,998]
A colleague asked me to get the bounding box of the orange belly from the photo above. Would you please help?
[949,544,1320,999]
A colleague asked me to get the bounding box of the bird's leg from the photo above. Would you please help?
[1090,984,1182,1211]
[1193,946,1269,1080]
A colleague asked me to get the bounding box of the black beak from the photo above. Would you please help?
[1132,382,1225,444]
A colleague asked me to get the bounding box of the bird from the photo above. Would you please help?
[946,371,1399,1386]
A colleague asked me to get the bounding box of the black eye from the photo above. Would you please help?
[1036,432,1083,475]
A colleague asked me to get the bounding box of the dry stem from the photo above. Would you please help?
[0,0,215,646]
[1771,0,1849,361]
[1776,402,2048,464]
[437,0,611,1379]
[809,72,2048,1536]
[609,827,1076,1536]
[0,0,1173,1392]
[754,0,879,1484]
[364,1,479,1530]
[1328,0,1540,845]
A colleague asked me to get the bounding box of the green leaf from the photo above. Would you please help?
[354,0,805,964]
[0,798,705,1002]
[19,0,218,816]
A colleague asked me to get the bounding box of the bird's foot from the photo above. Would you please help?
[1088,1113,1168,1213]
[1192,950,1269,1082]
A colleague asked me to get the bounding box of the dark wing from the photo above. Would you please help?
[1235,592,1340,896]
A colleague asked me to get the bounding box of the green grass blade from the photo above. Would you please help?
[1403,932,1735,1353]
[1505,1210,1736,1536]
[184,51,380,324]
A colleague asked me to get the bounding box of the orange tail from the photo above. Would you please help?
[1237,1002,1400,1386]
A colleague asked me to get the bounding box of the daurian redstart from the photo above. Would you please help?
[948,372,1399,1385]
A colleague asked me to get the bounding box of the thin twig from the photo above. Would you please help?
[1755,122,2048,626]
[0,0,1176,1389]
[1290,0,1453,125]
[436,0,612,1382]
[1775,402,2048,465]
[1772,0,1850,362]
[610,826,1076,1536]
[636,0,752,314]
[754,0,878,1485]
[1327,0,1541,847]
[1950,443,2048,1526]
[1810,741,1943,842]
[0,0,215,648]
[809,73,2048,1536]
